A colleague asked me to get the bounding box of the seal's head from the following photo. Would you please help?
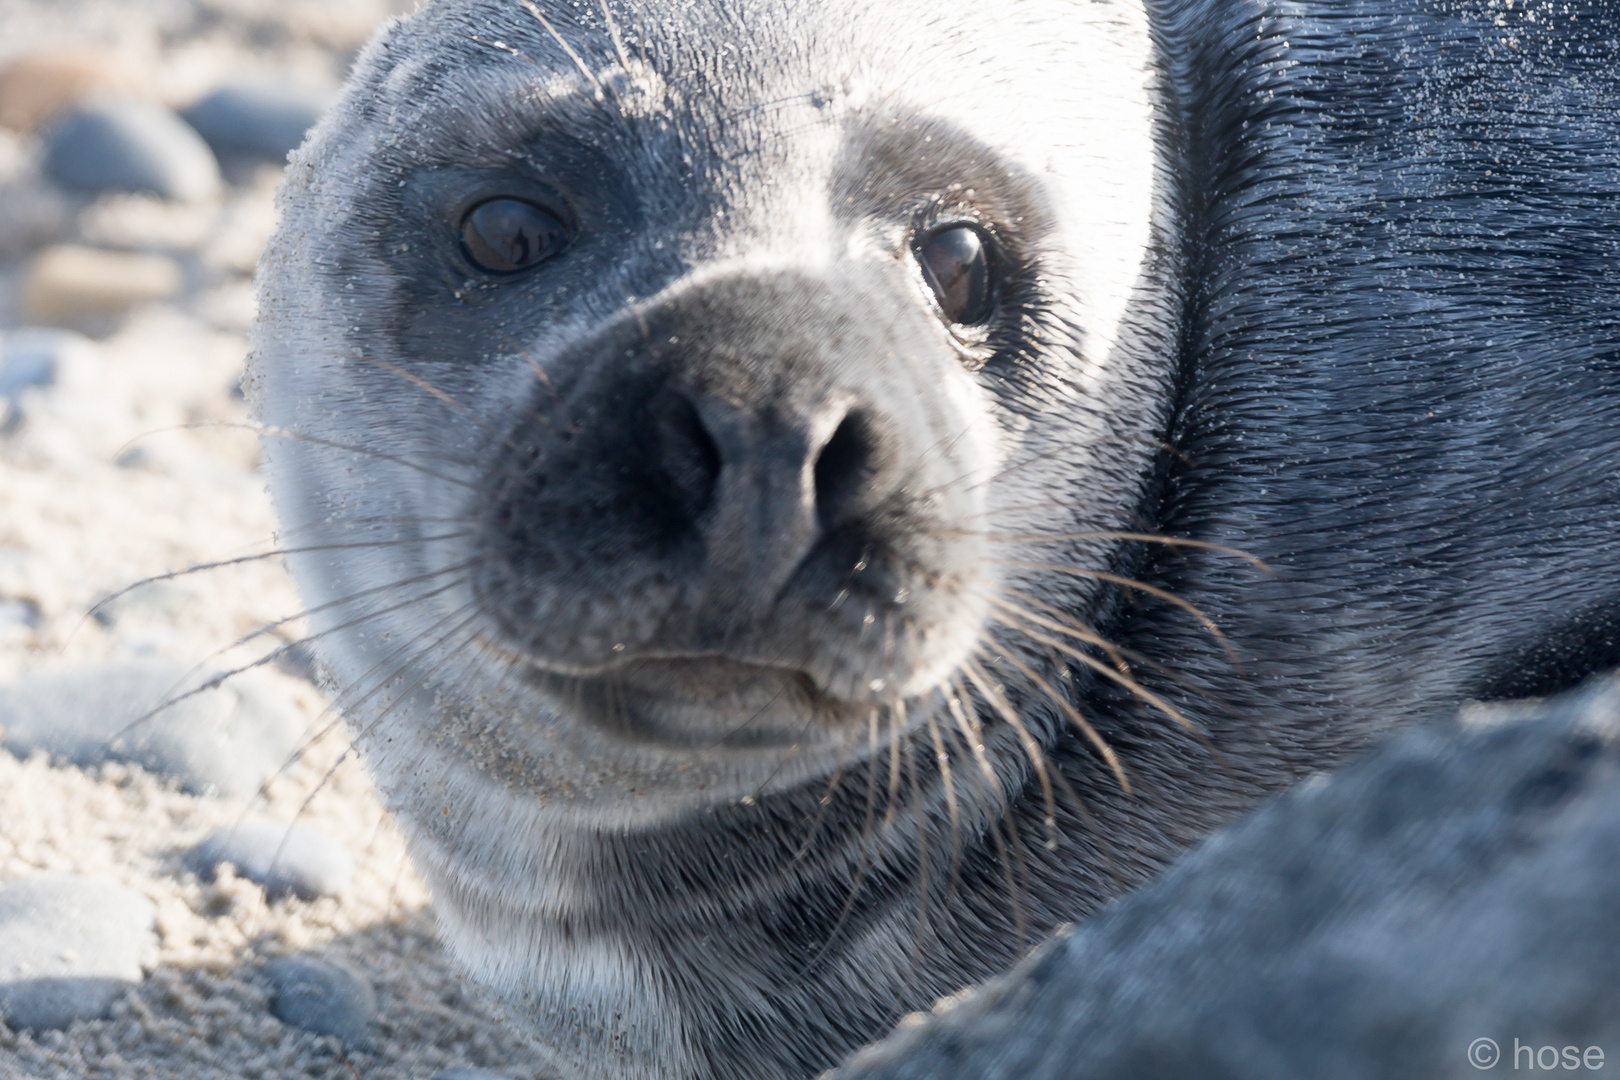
[253,0,1171,1074]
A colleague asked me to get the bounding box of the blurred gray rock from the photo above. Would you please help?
[264,955,376,1047]
[182,82,332,164]
[0,328,95,402]
[42,98,220,201]
[189,817,353,900]
[433,1070,512,1080]
[836,674,1620,1080]
[0,660,307,796]
[0,876,156,1030]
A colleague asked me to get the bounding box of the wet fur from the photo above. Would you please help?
[250,0,1620,1078]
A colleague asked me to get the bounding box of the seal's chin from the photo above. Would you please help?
[521,654,876,749]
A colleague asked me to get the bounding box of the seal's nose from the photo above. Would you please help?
[647,382,885,595]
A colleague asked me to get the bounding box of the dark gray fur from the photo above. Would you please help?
[250,0,1620,1077]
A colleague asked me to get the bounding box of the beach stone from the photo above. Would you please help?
[835,673,1620,1080]
[0,660,307,796]
[0,876,156,1030]
[0,132,73,257]
[20,245,183,326]
[189,818,353,900]
[182,81,333,163]
[433,1070,512,1080]
[42,98,220,201]
[264,955,376,1046]
[0,328,96,400]
[0,50,137,132]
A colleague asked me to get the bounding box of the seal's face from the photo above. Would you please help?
[255,0,1167,807]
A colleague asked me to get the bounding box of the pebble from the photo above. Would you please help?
[0,328,96,400]
[182,81,333,163]
[0,50,137,132]
[0,876,156,1030]
[263,955,377,1047]
[42,98,221,201]
[0,660,307,797]
[433,1070,512,1080]
[20,245,183,326]
[189,817,353,900]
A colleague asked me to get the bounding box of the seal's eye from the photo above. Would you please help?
[916,224,995,326]
[460,198,568,274]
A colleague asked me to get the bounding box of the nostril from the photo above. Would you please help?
[814,410,879,530]
[653,389,723,523]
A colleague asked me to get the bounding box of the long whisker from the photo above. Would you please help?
[990,559,1241,667]
[962,656,1057,851]
[989,641,1129,796]
[946,679,1028,947]
[986,595,1198,739]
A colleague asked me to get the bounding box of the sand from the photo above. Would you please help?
[0,2,555,1076]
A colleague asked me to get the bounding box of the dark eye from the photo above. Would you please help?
[460,198,569,274]
[916,223,995,326]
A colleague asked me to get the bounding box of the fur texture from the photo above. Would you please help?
[250,0,1620,1077]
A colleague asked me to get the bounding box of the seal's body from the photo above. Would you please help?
[251,0,1620,1076]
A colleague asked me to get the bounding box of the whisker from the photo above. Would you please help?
[945,679,1028,948]
[962,656,1058,851]
[923,707,963,907]
[986,595,1199,740]
[990,559,1242,668]
[988,640,1129,796]
[519,0,612,101]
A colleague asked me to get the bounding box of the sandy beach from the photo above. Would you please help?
[0,2,553,1076]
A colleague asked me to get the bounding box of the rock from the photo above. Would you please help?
[20,245,183,326]
[433,1070,512,1080]
[0,660,307,797]
[0,130,73,258]
[42,98,220,201]
[181,81,333,163]
[189,818,353,900]
[834,674,1620,1080]
[0,328,96,400]
[263,955,376,1047]
[0,50,137,132]
[0,876,156,1030]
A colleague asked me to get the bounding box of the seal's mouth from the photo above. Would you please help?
[515,652,874,749]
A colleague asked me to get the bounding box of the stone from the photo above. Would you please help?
[20,245,183,326]
[834,674,1620,1080]
[0,130,73,258]
[263,955,376,1047]
[0,660,307,797]
[433,1070,512,1080]
[42,98,220,201]
[0,876,156,1030]
[0,328,96,400]
[0,50,137,132]
[181,81,333,163]
[189,817,353,900]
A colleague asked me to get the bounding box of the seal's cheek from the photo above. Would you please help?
[467,267,995,733]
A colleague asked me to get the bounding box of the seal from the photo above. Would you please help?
[249,0,1620,1077]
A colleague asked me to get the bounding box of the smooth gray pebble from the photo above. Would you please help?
[0,876,156,1030]
[263,955,376,1047]
[189,817,353,900]
[0,660,307,796]
[42,97,219,201]
[0,328,87,399]
[181,81,332,163]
